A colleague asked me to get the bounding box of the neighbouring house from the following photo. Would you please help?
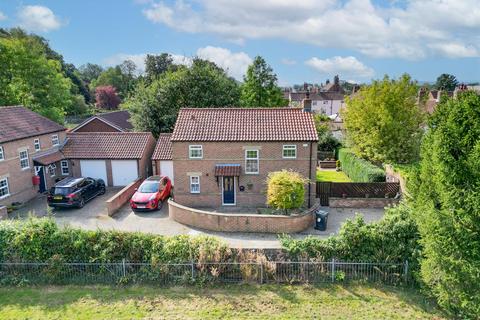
[0,106,70,206]
[170,106,318,208]
[70,110,133,132]
[61,132,156,187]
[152,133,174,184]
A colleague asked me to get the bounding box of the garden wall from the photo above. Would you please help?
[0,206,7,220]
[106,178,144,216]
[168,199,316,233]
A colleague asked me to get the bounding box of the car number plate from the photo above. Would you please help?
[54,196,63,200]
[137,205,146,209]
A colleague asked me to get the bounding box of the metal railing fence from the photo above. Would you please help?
[0,260,409,286]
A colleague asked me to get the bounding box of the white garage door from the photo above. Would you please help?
[111,160,138,186]
[160,160,174,185]
[80,160,107,183]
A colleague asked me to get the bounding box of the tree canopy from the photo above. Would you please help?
[343,74,424,164]
[145,53,178,81]
[415,91,480,317]
[240,56,286,107]
[434,73,458,91]
[125,58,240,137]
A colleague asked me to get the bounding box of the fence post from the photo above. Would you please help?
[122,259,126,278]
[260,263,264,284]
[191,261,195,282]
[403,260,409,284]
[331,259,335,283]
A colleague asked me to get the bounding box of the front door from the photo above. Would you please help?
[35,166,47,193]
[222,176,235,205]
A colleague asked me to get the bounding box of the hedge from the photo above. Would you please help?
[0,218,230,263]
[338,148,386,182]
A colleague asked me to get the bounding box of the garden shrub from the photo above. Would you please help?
[338,148,385,182]
[266,170,308,214]
[0,218,229,263]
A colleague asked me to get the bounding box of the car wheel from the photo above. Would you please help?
[99,187,106,195]
[77,198,85,209]
[157,201,163,210]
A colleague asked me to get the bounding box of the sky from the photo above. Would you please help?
[0,0,479,85]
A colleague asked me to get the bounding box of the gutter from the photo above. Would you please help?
[308,141,313,208]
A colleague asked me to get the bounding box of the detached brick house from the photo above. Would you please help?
[61,132,156,186]
[71,110,133,132]
[0,106,70,206]
[170,108,318,208]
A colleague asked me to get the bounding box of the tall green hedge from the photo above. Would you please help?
[338,148,385,182]
[0,218,229,263]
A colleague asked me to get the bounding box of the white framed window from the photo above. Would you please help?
[190,176,200,193]
[19,150,29,170]
[245,150,259,174]
[0,146,4,161]
[51,134,59,146]
[34,139,41,152]
[60,160,69,175]
[189,145,203,159]
[49,164,56,177]
[283,145,297,159]
[0,177,9,199]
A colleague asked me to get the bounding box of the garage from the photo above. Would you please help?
[159,160,174,185]
[111,160,139,186]
[80,160,107,182]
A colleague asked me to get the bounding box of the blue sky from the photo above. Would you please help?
[1,0,479,85]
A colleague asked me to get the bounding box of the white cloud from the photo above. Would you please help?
[104,47,251,80]
[306,56,374,79]
[17,5,62,32]
[0,11,7,21]
[196,46,252,80]
[141,0,480,60]
[281,58,297,65]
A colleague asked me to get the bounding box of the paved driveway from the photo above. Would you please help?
[10,190,384,249]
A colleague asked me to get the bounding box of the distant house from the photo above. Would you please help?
[0,106,70,206]
[61,132,156,186]
[422,89,454,114]
[287,92,346,115]
[152,133,174,184]
[71,110,133,133]
[170,107,318,208]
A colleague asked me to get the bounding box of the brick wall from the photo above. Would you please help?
[329,197,399,208]
[172,141,317,208]
[73,118,121,132]
[0,130,66,206]
[168,199,316,233]
[138,135,156,178]
[0,205,7,220]
[106,178,143,216]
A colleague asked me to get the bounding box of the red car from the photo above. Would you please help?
[130,176,172,212]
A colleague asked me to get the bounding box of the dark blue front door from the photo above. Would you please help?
[38,167,46,193]
[222,176,235,205]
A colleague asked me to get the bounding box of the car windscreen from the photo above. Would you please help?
[53,187,74,195]
[138,182,159,193]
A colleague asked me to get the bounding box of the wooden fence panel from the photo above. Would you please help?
[316,182,400,203]
[316,182,331,206]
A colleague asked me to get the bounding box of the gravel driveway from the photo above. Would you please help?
[9,189,385,249]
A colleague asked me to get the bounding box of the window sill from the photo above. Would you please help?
[21,167,30,171]
[0,194,10,200]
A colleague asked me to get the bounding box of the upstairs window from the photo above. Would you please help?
[283,145,297,159]
[51,134,59,146]
[0,177,9,199]
[34,139,41,152]
[189,145,203,159]
[19,150,29,170]
[245,150,259,174]
[190,176,200,193]
[61,160,69,175]
[0,146,4,161]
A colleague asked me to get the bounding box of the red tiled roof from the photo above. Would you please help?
[0,106,65,143]
[62,132,153,159]
[33,151,64,166]
[171,108,318,142]
[214,164,241,176]
[152,133,172,160]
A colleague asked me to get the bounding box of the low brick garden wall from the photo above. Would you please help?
[0,205,7,220]
[168,199,317,233]
[318,160,337,169]
[329,197,399,208]
[106,178,144,216]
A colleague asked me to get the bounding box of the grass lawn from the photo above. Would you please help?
[0,284,445,319]
[317,169,351,182]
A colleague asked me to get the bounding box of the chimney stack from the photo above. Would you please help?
[302,90,312,112]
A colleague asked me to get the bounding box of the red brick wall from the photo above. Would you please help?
[138,135,156,178]
[169,199,316,233]
[73,118,121,132]
[172,141,317,208]
[0,130,67,206]
[106,178,143,216]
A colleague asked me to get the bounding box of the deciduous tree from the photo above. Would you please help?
[343,74,423,164]
[434,73,458,91]
[95,86,121,110]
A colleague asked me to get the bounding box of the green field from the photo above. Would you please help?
[0,284,445,319]
[316,169,351,182]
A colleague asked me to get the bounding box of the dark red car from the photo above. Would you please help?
[130,176,172,212]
